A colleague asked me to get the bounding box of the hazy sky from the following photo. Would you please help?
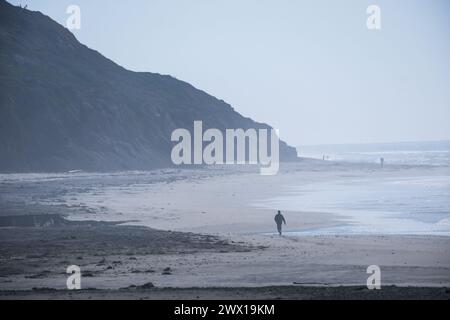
[9,0,450,146]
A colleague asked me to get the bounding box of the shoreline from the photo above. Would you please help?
[56,161,449,237]
[1,161,450,299]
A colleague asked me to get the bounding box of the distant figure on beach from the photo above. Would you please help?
[380,157,384,168]
[274,211,286,236]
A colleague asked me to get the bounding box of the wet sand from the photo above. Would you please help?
[2,286,449,300]
[0,220,449,299]
[1,161,449,299]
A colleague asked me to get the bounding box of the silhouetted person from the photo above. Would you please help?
[274,210,286,236]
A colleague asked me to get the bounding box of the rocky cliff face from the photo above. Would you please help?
[0,1,297,172]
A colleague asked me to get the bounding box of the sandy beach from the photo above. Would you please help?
[1,160,449,299]
[1,0,450,304]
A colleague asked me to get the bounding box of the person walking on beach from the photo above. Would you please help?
[274,210,286,236]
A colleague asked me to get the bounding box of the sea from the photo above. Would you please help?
[260,141,450,236]
[297,140,450,167]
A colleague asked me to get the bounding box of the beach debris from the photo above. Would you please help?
[25,271,51,279]
[126,282,155,290]
[132,268,156,274]
[162,267,172,275]
[139,282,155,289]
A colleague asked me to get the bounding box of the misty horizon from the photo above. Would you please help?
[297,138,450,148]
